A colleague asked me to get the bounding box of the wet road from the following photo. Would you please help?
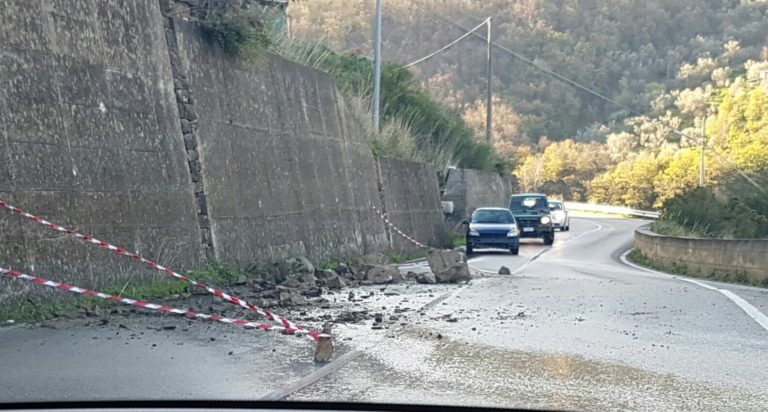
[2,217,767,410]
[291,217,768,410]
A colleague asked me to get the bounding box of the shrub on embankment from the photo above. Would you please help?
[636,175,768,286]
[652,178,768,239]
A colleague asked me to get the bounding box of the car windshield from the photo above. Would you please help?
[471,210,514,224]
[510,197,549,212]
[3,1,768,411]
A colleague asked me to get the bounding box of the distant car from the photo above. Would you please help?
[508,193,555,245]
[548,200,570,231]
[463,207,520,255]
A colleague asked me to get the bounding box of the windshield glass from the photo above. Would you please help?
[549,202,563,211]
[471,209,514,223]
[510,196,549,212]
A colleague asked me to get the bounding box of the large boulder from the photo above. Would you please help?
[427,249,470,283]
[434,264,471,283]
[297,272,317,285]
[316,269,346,289]
[365,265,400,284]
[277,286,307,306]
[353,264,373,281]
[281,272,317,292]
[324,274,346,290]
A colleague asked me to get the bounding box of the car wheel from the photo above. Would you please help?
[466,243,473,255]
[543,232,554,245]
[510,246,519,255]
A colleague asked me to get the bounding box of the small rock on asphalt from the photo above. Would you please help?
[416,272,437,284]
[498,266,511,275]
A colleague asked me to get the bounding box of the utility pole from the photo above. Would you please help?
[372,0,383,133]
[485,17,493,144]
[700,115,706,187]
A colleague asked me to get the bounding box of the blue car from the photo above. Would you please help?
[464,207,520,255]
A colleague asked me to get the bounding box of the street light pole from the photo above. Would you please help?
[372,0,383,133]
[485,17,493,144]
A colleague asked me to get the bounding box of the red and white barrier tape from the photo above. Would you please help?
[0,267,326,338]
[371,205,430,249]
[0,199,321,341]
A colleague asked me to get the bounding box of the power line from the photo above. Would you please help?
[411,0,635,113]
[405,18,489,68]
[410,0,764,191]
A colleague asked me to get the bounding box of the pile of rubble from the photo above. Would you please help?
[228,249,471,309]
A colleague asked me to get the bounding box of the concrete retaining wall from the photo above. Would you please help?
[376,157,449,251]
[0,1,203,307]
[634,226,768,283]
[442,168,512,234]
[169,21,388,265]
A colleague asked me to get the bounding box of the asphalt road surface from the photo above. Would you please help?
[2,217,767,411]
[291,217,768,410]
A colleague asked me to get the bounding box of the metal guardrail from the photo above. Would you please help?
[564,202,661,219]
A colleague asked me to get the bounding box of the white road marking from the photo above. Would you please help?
[552,220,604,248]
[620,249,768,333]
[511,247,550,274]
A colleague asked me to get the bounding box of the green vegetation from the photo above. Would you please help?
[204,8,273,55]
[0,277,194,324]
[187,261,244,286]
[103,279,189,301]
[0,296,111,324]
[627,249,768,288]
[451,235,466,248]
[653,183,768,239]
[650,219,709,238]
[0,262,250,324]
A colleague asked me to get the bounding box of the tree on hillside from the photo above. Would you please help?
[462,96,529,158]
[589,152,665,209]
[653,148,710,207]
[288,0,768,141]
[515,153,546,193]
[709,78,768,173]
